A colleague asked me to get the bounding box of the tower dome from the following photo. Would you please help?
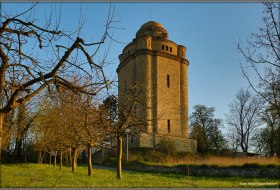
[136,21,168,39]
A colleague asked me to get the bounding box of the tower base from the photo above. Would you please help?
[131,132,197,153]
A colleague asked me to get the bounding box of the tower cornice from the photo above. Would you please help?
[117,49,189,73]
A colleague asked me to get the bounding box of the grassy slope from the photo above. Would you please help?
[1,164,279,188]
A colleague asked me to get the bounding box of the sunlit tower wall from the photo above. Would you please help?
[117,21,196,152]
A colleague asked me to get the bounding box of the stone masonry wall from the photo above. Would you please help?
[119,162,280,178]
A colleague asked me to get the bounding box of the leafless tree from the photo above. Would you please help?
[100,81,148,179]
[0,3,114,162]
[70,93,108,176]
[238,2,280,119]
[58,90,86,173]
[226,130,239,153]
[226,88,263,153]
[33,83,110,173]
[33,94,64,166]
[33,97,54,164]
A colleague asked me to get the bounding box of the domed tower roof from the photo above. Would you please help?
[136,21,168,39]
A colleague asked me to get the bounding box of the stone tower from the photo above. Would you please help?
[117,21,196,152]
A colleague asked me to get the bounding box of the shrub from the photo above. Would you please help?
[157,137,177,156]
[242,163,264,168]
[144,150,167,163]
[103,157,117,167]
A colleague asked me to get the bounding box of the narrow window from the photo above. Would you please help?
[166,46,169,51]
[170,47,172,52]
[162,45,164,50]
[167,119,170,133]
[167,75,170,88]
[125,80,127,92]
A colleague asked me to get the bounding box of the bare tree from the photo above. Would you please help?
[33,94,65,166]
[33,90,78,169]
[226,130,239,153]
[33,96,55,164]
[100,81,148,179]
[33,83,109,173]
[238,2,280,119]
[0,3,113,160]
[58,90,86,173]
[226,88,263,153]
[72,93,107,176]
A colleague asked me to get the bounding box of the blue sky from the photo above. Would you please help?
[3,2,264,129]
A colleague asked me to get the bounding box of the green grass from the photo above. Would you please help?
[1,164,279,188]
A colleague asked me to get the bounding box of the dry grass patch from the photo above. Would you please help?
[164,156,280,167]
[129,151,280,167]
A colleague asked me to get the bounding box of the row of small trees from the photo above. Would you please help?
[0,3,145,179]
[2,80,144,179]
[34,89,107,175]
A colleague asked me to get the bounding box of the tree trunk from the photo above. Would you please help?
[12,103,26,163]
[82,149,86,164]
[87,145,92,176]
[11,139,22,162]
[269,125,275,156]
[117,136,123,179]
[101,146,104,164]
[0,112,4,165]
[54,153,57,168]
[65,151,69,166]
[69,147,72,167]
[60,151,63,170]
[37,151,42,164]
[240,136,247,153]
[71,147,78,173]
[41,151,45,163]
[277,128,280,157]
[13,138,23,162]
[49,152,52,165]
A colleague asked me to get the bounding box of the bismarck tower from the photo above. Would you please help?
[117,21,196,152]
